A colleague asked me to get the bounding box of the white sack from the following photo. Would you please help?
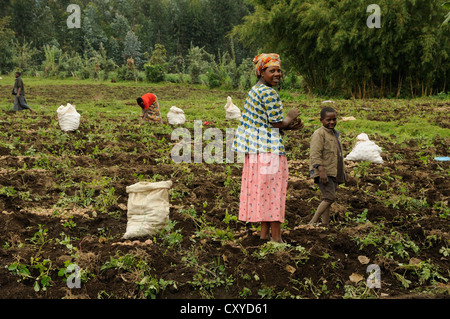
[123,180,172,239]
[57,103,80,132]
[345,133,384,164]
[224,96,241,120]
[167,106,186,125]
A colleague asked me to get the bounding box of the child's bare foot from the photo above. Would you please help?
[270,236,284,244]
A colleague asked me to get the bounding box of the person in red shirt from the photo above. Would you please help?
[136,93,163,123]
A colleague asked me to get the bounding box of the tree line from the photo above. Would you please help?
[0,0,259,89]
[1,0,449,97]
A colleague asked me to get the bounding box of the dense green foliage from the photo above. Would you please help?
[0,0,251,59]
[1,0,449,96]
[233,0,450,97]
[0,16,15,73]
[0,0,254,86]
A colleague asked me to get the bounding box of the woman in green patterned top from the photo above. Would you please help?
[233,53,303,243]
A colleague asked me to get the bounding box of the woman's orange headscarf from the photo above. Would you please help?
[253,53,281,77]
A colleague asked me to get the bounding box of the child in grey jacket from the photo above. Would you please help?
[309,107,346,226]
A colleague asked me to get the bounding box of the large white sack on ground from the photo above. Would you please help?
[345,133,384,164]
[167,106,186,125]
[57,103,80,132]
[224,96,241,120]
[123,180,172,239]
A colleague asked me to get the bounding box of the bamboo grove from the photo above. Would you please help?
[233,0,450,98]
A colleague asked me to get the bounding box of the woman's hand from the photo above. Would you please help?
[271,108,302,130]
[286,117,304,130]
[286,107,301,120]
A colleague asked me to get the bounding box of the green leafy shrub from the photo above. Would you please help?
[144,63,166,83]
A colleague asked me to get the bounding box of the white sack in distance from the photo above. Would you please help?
[167,106,186,125]
[123,181,172,239]
[224,96,241,120]
[57,103,80,132]
[345,133,384,164]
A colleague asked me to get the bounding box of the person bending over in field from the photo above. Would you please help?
[233,53,304,243]
[12,72,35,114]
[136,93,162,124]
[308,106,347,227]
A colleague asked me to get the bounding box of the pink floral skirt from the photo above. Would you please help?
[238,153,289,223]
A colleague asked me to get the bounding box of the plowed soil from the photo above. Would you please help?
[0,82,448,299]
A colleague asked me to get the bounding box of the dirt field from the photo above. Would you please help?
[0,82,448,299]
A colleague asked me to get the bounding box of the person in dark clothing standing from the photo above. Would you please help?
[13,72,35,113]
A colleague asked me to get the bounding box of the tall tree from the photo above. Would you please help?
[0,16,15,73]
[0,0,13,18]
[82,3,108,56]
[122,30,145,68]
[10,0,35,43]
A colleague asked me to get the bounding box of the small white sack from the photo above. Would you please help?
[224,96,241,120]
[57,103,80,132]
[345,133,384,164]
[123,181,172,239]
[167,106,186,125]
